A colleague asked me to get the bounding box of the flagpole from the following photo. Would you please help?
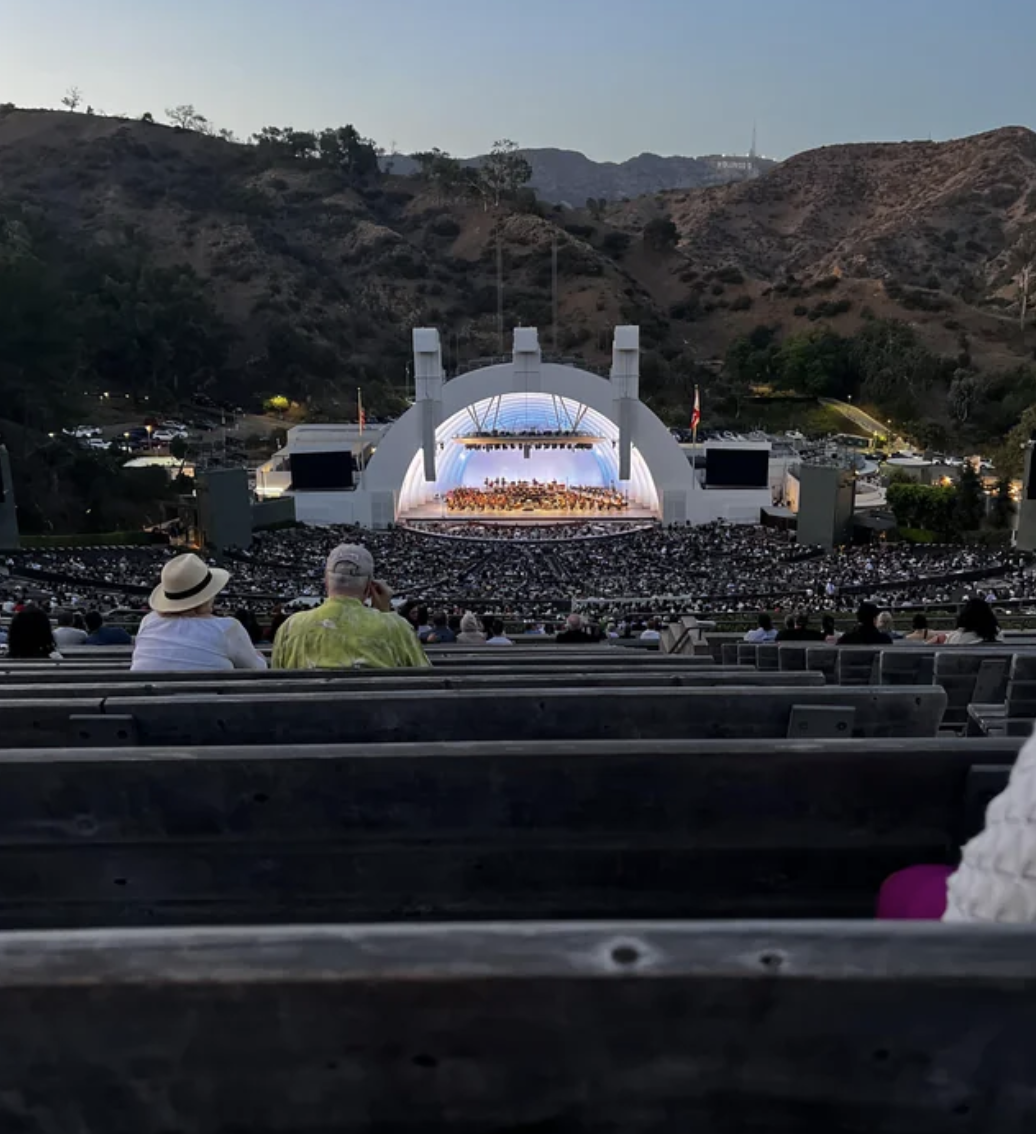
[357,386,364,474]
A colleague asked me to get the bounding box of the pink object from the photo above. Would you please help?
[876,864,954,920]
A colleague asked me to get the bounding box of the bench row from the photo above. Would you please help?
[0,737,1014,926]
[1,919,1035,1134]
[0,685,949,746]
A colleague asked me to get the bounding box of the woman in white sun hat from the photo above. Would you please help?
[131,553,267,672]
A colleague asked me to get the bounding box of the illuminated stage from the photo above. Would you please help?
[281,326,770,528]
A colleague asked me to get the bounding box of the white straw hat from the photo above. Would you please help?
[149,553,230,614]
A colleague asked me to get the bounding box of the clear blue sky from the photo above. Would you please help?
[1,0,1031,161]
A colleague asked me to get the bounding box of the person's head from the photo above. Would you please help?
[876,611,894,633]
[822,615,835,635]
[431,611,449,629]
[448,613,462,634]
[784,613,796,631]
[85,611,104,634]
[912,613,928,631]
[56,610,74,629]
[324,544,374,602]
[150,553,230,619]
[460,611,481,633]
[490,618,505,638]
[757,613,772,632]
[415,605,430,627]
[565,613,583,631]
[794,611,810,629]
[957,598,999,642]
[856,602,880,628]
[7,609,56,659]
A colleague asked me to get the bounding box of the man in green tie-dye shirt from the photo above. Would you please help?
[272,544,430,670]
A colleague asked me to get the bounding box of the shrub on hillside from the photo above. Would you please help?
[808,298,852,320]
[428,216,461,238]
[730,294,753,312]
[600,231,631,258]
[714,266,745,285]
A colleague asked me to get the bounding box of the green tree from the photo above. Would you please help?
[643,217,679,252]
[990,475,1015,529]
[478,139,532,206]
[776,328,855,397]
[169,436,189,461]
[264,394,290,415]
[954,460,985,532]
[61,86,83,112]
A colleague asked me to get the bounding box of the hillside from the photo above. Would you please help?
[4,110,1036,469]
[388,147,775,204]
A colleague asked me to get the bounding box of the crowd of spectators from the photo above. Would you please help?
[3,522,1034,632]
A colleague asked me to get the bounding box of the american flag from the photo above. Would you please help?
[691,386,701,433]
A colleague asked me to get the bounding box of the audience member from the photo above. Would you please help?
[456,611,487,645]
[425,611,456,644]
[84,611,132,646]
[944,598,1002,645]
[639,619,662,641]
[53,610,87,649]
[273,544,428,670]
[838,602,894,646]
[744,613,777,643]
[776,611,825,642]
[876,611,903,641]
[7,609,62,659]
[556,613,599,644]
[485,618,514,646]
[905,613,942,643]
[822,615,839,643]
[132,554,268,672]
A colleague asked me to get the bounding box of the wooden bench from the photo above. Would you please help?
[3,921,1035,1133]
[0,737,1017,928]
[0,686,949,748]
[0,669,826,700]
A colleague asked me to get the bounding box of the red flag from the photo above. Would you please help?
[358,387,366,432]
[690,386,701,433]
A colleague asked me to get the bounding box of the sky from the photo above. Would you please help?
[1,0,1033,162]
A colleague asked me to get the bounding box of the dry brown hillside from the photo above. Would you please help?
[4,109,1036,429]
[605,127,1036,367]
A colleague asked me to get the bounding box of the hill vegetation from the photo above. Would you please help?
[7,103,1036,528]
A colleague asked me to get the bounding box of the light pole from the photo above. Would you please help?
[146,424,153,451]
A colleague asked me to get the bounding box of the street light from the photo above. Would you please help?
[146,424,153,450]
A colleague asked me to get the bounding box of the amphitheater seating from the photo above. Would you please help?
[0,669,826,700]
[0,736,1016,929]
[0,685,948,748]
[879,649,936,686]
[5,920,1036,1134]
[969,654,1036,737]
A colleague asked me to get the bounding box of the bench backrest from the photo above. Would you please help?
[879,650,935,686]
[837,648,881,686]
[0,685,948,748]
[0,670,826,700]
[0,737,1017,928]
[4,921,1035,1133]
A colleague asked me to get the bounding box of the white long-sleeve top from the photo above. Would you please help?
[131,612,267,673]
[944,726,1036,923]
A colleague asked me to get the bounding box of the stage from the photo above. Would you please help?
[399,502,659,524]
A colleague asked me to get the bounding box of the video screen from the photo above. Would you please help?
[290,451,355,491]
[705,447,769,489]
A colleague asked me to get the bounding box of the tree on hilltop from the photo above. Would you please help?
[61,86,83,112]
[166,104,209,132]
[478,139,532,207]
